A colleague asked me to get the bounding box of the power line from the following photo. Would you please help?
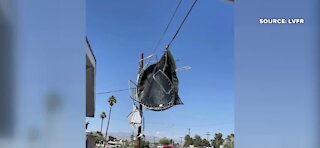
[96,88,129,94]
[96,88,144,105]
[96,1,198,98]
[168,0,198,47]
[152,0,183,54]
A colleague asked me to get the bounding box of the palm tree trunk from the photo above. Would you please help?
[104,106,112,146]
[100,119,104,133]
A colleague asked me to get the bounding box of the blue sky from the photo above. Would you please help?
[86,0,233,141]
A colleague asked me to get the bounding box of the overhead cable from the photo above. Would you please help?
[168,0,198,47]
[96,88,129,94]
[152,0,183,54]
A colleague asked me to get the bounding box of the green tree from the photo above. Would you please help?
[96,131,103,136]
[159,137,170,145]
[130,133,134,142]
[223,133,234,148]
[142,140,150,148]
[104,96,117,147]
[130,133,136,147]
[100,112,106,133]
[211,133,224,148]
[108,136,116,141]
[184,135,193,147]
[193,135,202,147]
[170,139,173,145]
[95,132,104,144]
[202,138,211,147]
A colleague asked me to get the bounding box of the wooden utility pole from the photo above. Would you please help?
[137,53,144,148]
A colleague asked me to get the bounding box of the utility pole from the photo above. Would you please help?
[188,128,191,135]
[205,132,210,140]
[137,53,144,148]
[180,137,183,146]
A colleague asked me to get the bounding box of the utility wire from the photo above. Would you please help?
[96,88,129,94]
[96,0,198,98]
[96,88,142,104]
[152,0,183,54]
[168,0,198,47]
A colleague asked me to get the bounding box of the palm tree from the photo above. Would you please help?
[211,133,224,148]
[100,112,106,133]
[223,133,234,148]
[105,96,117,141]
